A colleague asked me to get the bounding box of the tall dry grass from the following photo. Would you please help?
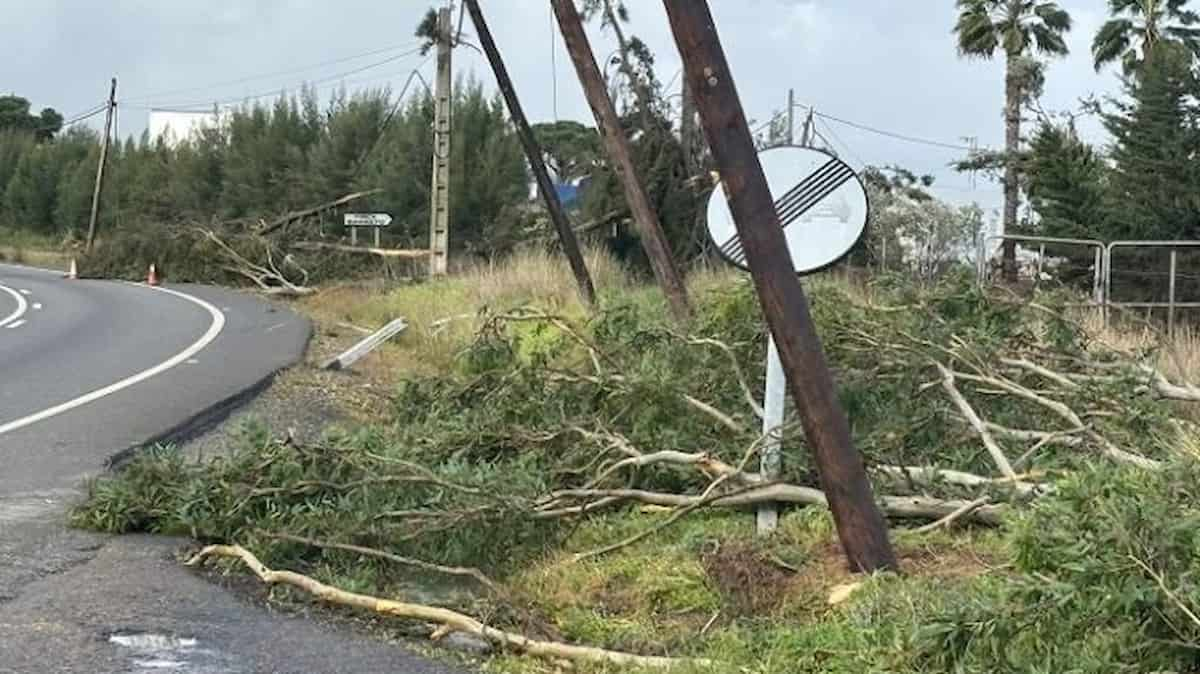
[301,246,640,376]
[1074,308,1200,385]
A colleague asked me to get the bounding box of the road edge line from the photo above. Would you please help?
[0,285,226,436]
[0,283,28,328]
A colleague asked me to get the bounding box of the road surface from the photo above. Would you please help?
[0,263,465,673]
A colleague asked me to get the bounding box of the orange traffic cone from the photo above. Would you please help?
[65,258,78,280]
[146,263,160,286]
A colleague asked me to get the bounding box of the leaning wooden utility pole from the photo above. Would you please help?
[464,0,595,307]
[428,7,452,277]
[680,77,699,175]
[551,0,690,322]
[786,88,795,146]
[662,0,897,573]
[86,77,117,254]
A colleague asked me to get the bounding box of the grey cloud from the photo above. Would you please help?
[2,1,1123,210]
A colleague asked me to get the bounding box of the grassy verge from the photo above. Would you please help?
[0,228,71,270]
[70,259,1200,673]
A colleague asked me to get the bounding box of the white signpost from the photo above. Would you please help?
[344,213,393,246]
[706,146,870,534]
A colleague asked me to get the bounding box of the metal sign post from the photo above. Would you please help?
[344,213,392,248]
[758,334,786,532]
[706,146,870,535]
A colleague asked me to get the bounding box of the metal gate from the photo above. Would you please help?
[1106,241,1200,334]
[976,236,1200,334]
[977,235,1105,306]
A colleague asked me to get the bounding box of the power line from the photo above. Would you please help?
[815,116,868,168]
[351,58,436,178]
[27,103,108,134]
[134,47,425,110]
[122,40,423,104]
[125,64,425,113]
[809,107,977,152]
[62,104,110,127]
[550,3,558,121]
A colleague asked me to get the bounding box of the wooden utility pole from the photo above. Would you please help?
[86,77,117,253]
[662,0,897,573]
[464,0,595,307]
[551,0,691,322]
[428,7,452,277]
[786,88,795,146]
[680,77,699,175]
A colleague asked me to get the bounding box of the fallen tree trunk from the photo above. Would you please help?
[872,465,1045,497]
[256,189,384,236]
[544,484,1007,526]
[291,242,432,258]
[187,544,706,669]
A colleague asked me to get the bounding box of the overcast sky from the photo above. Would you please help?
[2,1,1128,213]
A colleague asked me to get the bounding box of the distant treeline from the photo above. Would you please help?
[0,79,536,254]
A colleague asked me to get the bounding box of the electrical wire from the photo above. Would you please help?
[122,40,423,104]
[125,65,423,113]
[25,103,108,135]
[816,116,868,168]
[351,58,435,179]
[135,47,425,111]
[810,107,976,152]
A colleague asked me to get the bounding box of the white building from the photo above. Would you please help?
[148,109,224,148]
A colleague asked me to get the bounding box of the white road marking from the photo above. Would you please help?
[0,285,226,437]
[0,284,29,328]
[6,319,26,329]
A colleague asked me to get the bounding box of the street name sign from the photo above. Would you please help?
[344,213,393,228]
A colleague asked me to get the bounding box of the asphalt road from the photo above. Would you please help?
[0,263,467,673]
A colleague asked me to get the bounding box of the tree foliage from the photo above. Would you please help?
[1102,46,1200,240]
[0,95,63,142]
[0,79,527,258]
[1024,120,1107,240]
[1092,0,1200,74]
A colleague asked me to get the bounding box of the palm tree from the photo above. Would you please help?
[954,0,1071,281]
[1092,0,1200,74]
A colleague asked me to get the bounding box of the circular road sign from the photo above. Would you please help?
[706,145,869,275]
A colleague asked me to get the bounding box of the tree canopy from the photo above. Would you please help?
[0,96,63,142]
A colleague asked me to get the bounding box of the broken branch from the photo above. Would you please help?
[187,544,705,669]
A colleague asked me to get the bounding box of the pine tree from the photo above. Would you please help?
[1103,45,1200,240]
[1025,120,1106,240]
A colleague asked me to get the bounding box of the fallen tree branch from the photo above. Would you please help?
[872,465,1043,497]
[200,229,315,296]
[1000,357,1081,390]
[682,394,747,434]
[680,336,764,420]
[937,363,1018,480]
[1130,554,1200,631]
[292,241,433,258]
[982,423,1083,447]
[545,485,1007,526]
[187,544,704,669]
[953,370,1162,470]
[265,532,505,597]
[1141,364,1200,402]
[913,496,991,534]
[256,189,383,236]
[571,480,734,562]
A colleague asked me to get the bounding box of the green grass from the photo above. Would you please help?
[70,264,1200,673]
[0,228,71,270]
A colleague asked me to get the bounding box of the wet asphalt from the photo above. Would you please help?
[0,264,468,673]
